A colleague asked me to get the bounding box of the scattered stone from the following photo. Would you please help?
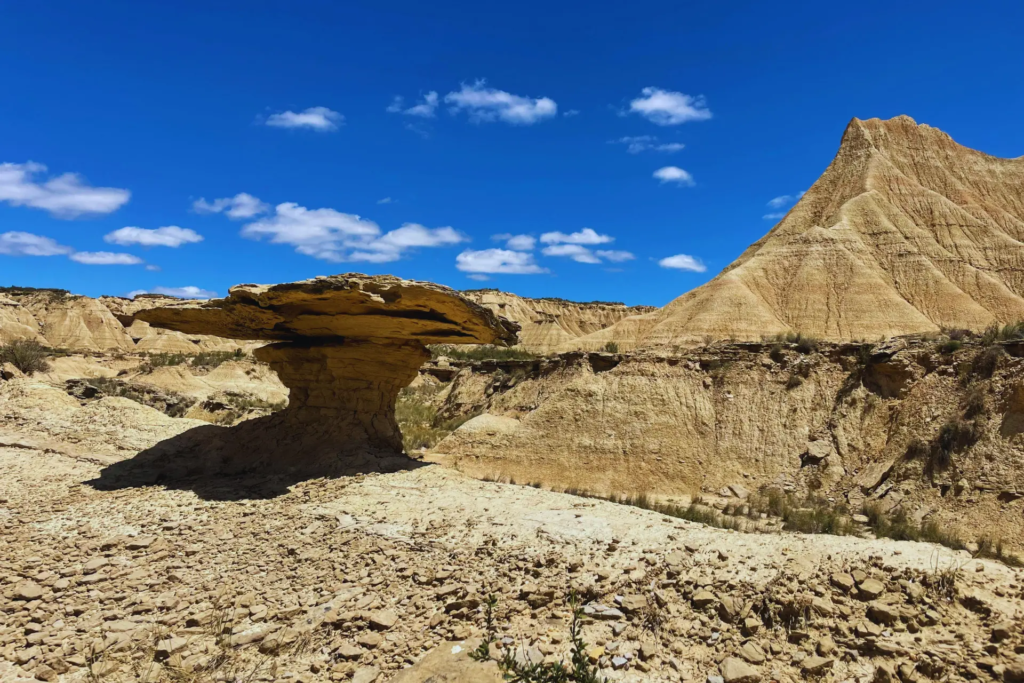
[368,609,398,631]
[857,578,886,600]
[14,581,44,601]
[737,641,766,665]
[801,656,833,675]
[720,656,761,683]
[352,666,381,683]
[693,590,718,608]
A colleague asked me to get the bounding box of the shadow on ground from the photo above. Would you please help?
[85,419,428,501]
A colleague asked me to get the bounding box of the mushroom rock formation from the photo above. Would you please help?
[133,274,518,475]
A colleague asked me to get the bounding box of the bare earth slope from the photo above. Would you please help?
[575,116,1024,350]
[430,338,1024,553]
[462,290,654,354]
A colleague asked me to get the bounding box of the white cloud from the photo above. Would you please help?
[0,162,130,218]
[763,191,805,217]
[456,248,548,274]
[445,80,557,125]
[389,92,439,118]
[193,192,269,219]
[540,228,613,245]
[629,87,711,126]
[0,231,74,256]
[595,250,635,262]
[659,253,706,272]
[542,244,601,264]
[541,244,635,265]
[145,264,161,272]
[241,203,465,263]
[612,136,686,154]
[104,226,203,248]
[69,251,143,265]
[265,107,344,131]
[563,109,580,117]
[653,166,695,186]
[377,197,393,204]
[492,233,536,251]
[466,274,490,281]
[136,286,217,299]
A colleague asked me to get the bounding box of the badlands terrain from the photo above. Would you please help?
[2,115,1024,682]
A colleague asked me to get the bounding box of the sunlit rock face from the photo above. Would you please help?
[134,273,518,474]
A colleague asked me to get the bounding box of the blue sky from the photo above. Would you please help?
[2,1,1022,306]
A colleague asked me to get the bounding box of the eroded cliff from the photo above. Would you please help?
[429,337,1024,551]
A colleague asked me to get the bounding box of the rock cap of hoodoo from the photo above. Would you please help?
[109,274,519,480]
[135,273,519,345]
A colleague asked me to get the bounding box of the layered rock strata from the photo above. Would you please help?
[572,115,1024,349]
[132,274,517,474]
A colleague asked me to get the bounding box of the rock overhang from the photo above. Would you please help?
[120,274,520,476]
[134,273,520,346]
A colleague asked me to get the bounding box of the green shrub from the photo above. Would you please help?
[938,339,962,354]
[963,388,986,419]
[395,384,478,452]
[970,346,1003,380]
[192,349,245,368]
[144,352,189,368]
[1000,322,1024,341]
[769,344,785,363]
[471,591,605,682]
[0,339,51,375]
[794,335,819,355]
[942,328,969,341]
[602,341,619,353]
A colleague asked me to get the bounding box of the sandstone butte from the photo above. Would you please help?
[132,273,518,474]
[568,115,1024,351]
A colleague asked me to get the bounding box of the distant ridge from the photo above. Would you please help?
[570,115,1024,350]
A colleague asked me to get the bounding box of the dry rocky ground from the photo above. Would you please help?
[3,324,1024,682]
[2,392,1024,682]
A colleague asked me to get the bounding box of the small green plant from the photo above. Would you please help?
[933,418,980,468]
[396,384,478,452]
[785,373,804,390]
[471,591,605,682]
[938,339,962,354]
[0,339,51,374]
[794,335,818,355]
[192,349,246,368]
[602,342,619,353]
[769,344,785,363]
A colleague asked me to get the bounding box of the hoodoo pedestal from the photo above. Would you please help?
[131,274,518,476]
[253,339,431,458]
